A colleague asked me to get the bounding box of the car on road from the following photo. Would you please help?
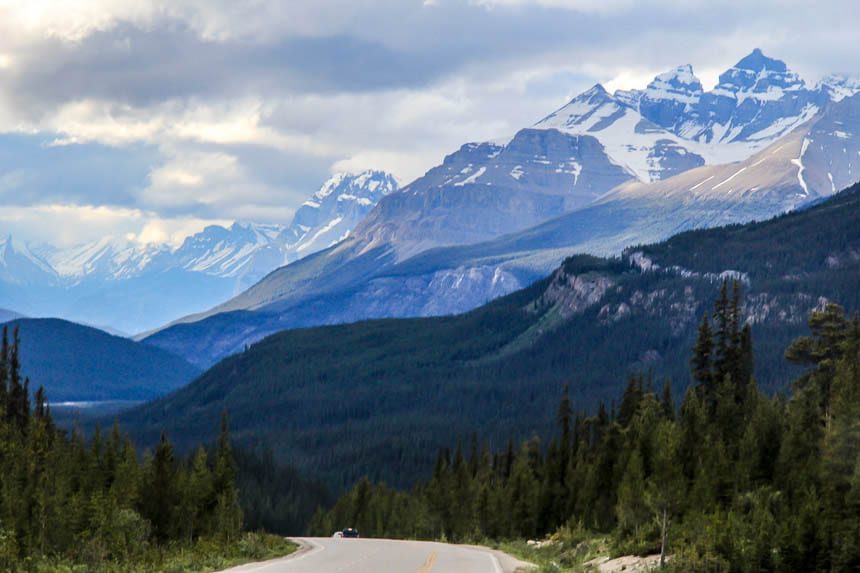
[341,527,360,538]
[332,531,343,538]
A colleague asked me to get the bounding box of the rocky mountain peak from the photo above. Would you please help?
[715,49,805,96]
[647,64,704,97]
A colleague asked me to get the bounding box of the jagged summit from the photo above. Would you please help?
[734,48,788,73]
[648,64,704,96]
[714,48,805,97]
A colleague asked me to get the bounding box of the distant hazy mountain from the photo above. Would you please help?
[6,317,200,401]
[0,171,396,333]
[145,50,860,368]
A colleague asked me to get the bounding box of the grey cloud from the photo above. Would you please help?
[0,134,156,207]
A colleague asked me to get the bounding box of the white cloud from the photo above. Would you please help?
[469,0,639,13]
[0,202,229,248]
[0,0,858,249]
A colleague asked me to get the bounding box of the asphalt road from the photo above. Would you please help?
[221,537,533,573]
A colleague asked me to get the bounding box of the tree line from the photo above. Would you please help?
[310,281,860,572]
[0,325,246,570]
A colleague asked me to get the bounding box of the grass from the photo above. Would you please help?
[19,532,297,573]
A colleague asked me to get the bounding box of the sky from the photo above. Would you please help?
[0,0,858,248]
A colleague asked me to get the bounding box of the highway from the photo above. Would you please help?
[221,537,533,573]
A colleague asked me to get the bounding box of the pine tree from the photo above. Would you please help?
[182,446,214,541]
[660,378,675,421]
[142,431,179,542]
[507,443,538,539]
[618,373,643,428]
[691,312,715,410]
[615,447,647,536]
[786,302,851,423]
[213,412,242,543]
[646,420,685,568]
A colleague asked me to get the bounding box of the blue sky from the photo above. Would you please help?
[0,0,857,246]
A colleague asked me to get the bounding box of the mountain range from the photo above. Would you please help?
[143,49,860,368]
[0,171,397,334]
[118,181,860,490]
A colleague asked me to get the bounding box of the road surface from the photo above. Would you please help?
[221,537,534,573]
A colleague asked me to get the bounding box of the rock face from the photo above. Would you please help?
[352,129,633,258]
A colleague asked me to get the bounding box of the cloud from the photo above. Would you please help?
[0,0,859,248]
[0,202,230,248]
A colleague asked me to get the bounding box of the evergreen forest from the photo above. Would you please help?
[0,325,295,572]
[311,282,860,572]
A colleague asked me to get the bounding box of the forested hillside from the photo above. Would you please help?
[7,318,200,401]
[313,293,860,571]
[119,183,860,492]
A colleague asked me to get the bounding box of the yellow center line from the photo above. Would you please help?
[418,550,438,573]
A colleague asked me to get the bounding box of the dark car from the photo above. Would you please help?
[341,527,360,538]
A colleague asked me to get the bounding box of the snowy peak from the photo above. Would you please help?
[714,49,806,99]
[0,235,58,285]
[645,64,704,101]
[171,222,286,282]
[819,74,860,102]
[536,84,617,131]
[47,237,168,281]
[309,170,398,206]
[536,83,706,183]
[282,170,399,260]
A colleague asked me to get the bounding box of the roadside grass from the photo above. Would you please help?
[19,532,296,573]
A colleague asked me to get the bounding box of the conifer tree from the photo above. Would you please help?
[660,378,675,421]
[213,412,242,542]
[615,447,647,536]
[691,312,715,408]
[142,431,179,541]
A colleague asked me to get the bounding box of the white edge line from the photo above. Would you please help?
[229,538,325,572]
[286,538,325,564]
[488,552,504,573]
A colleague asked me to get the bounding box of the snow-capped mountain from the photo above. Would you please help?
[171,223,286,289]
[42,237,170,282]
[819,73,860,102]
[661,48,820,146]
[536,84,706,182]
[0,171,396,333]
[145,50,860,368]
[0,235,58,286]
[536,49,827,182]
[280,170,398,260]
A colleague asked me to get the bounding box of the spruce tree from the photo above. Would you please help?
[142,431,179,542]
[691,312,715,409]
